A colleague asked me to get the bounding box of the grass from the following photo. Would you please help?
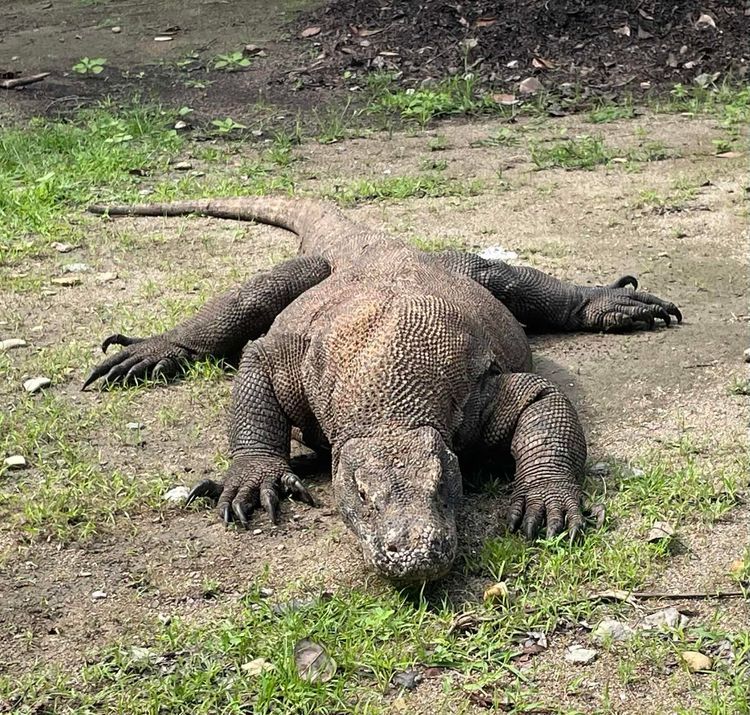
[324,175,483,206]
[368,74,513,127]
[0,431,745,712]
[530,135,612,170]
[0,104,183,265]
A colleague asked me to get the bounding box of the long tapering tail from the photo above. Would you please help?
[87,196,354,247]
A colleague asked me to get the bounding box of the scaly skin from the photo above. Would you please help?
[85,197,682,582]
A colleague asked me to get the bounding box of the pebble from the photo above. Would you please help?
[589,462,610,477]
[95,272,118,283]
[50,276,82,287]
[126,422,144,430]
[163,486,190,503]
[111,26,122,33]
[91,590,108,600]
[174,120,188,130]
[744,347,750,363]
[173,161,193,171]
[259,587,274,597]
[591,618,634,643]
[23,377,51,393]
[680,650,712,672]
[0,338,27,352]
[62,262,90,273]
[4,455,28,470]
[564,644,598,664]
[51,241,75,253]
[252,528,262,536]
[639,607,689,631]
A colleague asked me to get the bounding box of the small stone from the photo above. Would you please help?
[564,644,598,664]
[62,262,90,274]
[111,26,122,33]
[252,528,262,536]
[95,272,118,283]
[126,422,144,430]
[589,462,610,477]
[519,77,543,94]
[743,348,750,363]
[259,587,274,597]
[591,618,634,643]
[163,486,190,503]
[0,338,27,352]
[630,467,645,478]
[646,521,675,543]
[680,650,712,672]
[129,646,152,662]
[639,607,689,631]
[51,241,75,253]
[91,590,108,600]
[23,377,51,393]
[173,161,193,171]
[50,276,82,287]
[391,669,421,690]
[174,120,188,130]
[4,455,28,470]
[154,35,173,42]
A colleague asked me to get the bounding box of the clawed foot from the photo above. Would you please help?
[582,274,682,331]
[82,333,193,389]
[507,479,584,541]
[185,455,316,527]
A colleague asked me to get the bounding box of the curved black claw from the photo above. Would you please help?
[102,333,144,354]
[281,473,316,507]
[185,478,223,507]
[608,275,638,290]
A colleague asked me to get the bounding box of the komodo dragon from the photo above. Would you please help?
[84,197,681,582]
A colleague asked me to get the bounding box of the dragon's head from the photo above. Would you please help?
[333,425,461,583]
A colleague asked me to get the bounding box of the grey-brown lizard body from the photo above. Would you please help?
[85,197,681,581]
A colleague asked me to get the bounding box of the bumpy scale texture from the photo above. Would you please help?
[85,197,682,582]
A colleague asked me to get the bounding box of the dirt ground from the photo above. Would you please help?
[1,2,749,713]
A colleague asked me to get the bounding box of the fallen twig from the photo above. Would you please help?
[524,587,746,613]
[0,72,50,89]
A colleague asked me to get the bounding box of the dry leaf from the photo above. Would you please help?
[646,521,674,543]
[716,151,742,159]
[565,644,597,664]
[491,93,518,105]
[696,14,716,29]
[518,77,542,94]
[300,26,321,38]
[241,658,274,676]
[483,581,510,602]
[294,639,336,682]
[532,57,554,70]
[474,17,497,28]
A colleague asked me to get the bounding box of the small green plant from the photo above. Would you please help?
[213,51,252,71]
[587,102,636,124]
[210,117,248,134]
[471,127,519,148]
[370,75,506,127]
[729,377,750,396]
[72,57,107,75]
[530,135,611,170]
[326,174,483,206]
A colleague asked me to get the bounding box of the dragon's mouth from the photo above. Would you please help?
[360,527,458,583]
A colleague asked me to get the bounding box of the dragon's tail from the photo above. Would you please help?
[87,196,353,246]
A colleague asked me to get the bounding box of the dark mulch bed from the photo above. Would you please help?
[292,1,750,96]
